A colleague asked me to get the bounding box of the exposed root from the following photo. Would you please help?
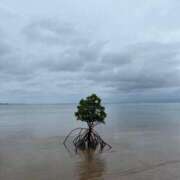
[63,128,112,153]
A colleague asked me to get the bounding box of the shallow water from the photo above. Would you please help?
[1,103,180,179]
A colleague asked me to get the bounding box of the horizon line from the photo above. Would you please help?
[1,101,180,105]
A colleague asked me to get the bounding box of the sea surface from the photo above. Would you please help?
[1,103,180,179]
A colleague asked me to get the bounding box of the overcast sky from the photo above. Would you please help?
[0,0,180,103]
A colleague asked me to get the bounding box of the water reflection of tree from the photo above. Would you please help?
[76,151,106,180]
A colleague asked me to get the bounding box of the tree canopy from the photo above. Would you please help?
[75,94,106,125]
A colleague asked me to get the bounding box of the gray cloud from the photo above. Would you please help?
[85,42,180,93]
[1,0,180,103]
[101,52,132,65]
[23,19,88,46]
[0,42,11,57]
[40,53,84,72]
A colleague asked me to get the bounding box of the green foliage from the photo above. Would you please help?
[75,94,107,125]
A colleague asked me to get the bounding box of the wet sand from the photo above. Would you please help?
[1,131,180,180]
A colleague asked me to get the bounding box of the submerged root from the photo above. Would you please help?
[63,128,112,153]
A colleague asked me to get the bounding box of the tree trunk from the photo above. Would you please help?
[87,123,92,148]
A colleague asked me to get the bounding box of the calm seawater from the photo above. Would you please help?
[0,103,180,138]
[1,103,180,180]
